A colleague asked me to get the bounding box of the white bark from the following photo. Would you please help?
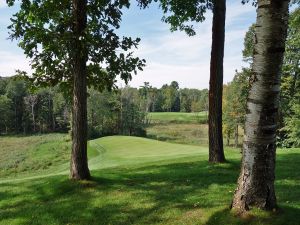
[232,0,290,212]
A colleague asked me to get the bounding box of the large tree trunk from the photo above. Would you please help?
[208,0,226,163]
[231,0,290,212]
[70,0,90,180]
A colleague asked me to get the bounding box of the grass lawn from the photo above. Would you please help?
[0,135,300,225]
[148,112,208,124]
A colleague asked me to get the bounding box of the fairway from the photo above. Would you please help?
[88,136,209,170]
[148,112,208,124]
[0,135,209,181]
[1,135,300,225]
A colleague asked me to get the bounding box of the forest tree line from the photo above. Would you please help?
[0,78,209,137]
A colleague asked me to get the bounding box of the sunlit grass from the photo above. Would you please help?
[0,135,299,225]
[148,112,208,124]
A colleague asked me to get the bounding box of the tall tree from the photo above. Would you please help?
[7,0,145,180]
[231,0,290,212]
[208,0,226,162]
[70,0,90,180]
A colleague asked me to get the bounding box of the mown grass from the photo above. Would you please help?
[148,112,208,124]
[0,135,299,225]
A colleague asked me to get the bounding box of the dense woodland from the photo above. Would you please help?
[0,78,208,137]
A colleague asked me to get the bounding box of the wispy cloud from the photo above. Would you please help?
[127,1,256,89]
[0,0,7,8]
[0,51,31,75]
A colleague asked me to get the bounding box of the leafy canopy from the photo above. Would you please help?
[7,0,145,91]
[138,0,213,36]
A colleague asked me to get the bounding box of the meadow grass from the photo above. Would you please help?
[146,123,244,146]
[0,135,299,225]
[148,112,208,124]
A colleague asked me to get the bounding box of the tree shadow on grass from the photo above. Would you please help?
[0,159,239,224]
[205,151,300,225]
[0,152,299,225]
[205,205,300,225]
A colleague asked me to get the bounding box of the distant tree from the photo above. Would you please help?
[232,0,290,212]
[87,87,147,138]
[139,82,153,112]
[0,77,9,95]
[0,95,13,134]
[223,68,250,147]
[6,78,27,133]
[180,90,192,112]
[153,90,165,112]
[24,94,38,132]
[121,87,147,136]
[8,0,145,180]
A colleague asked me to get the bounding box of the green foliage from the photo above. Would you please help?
[242,24,255,64]
[0,77,9,95]
[139,0,212,36]
[1,77,209,135]
[222,68,250,145]
[7,0,145,91]
[87,87,147,139]
[0,95,13,133]
[282,101,300,147]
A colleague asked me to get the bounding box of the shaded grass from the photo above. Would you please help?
[0,135,299,225]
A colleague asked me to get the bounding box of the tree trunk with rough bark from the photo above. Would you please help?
[231,0,290,212]
[70,0,91,180]
[234,124,238,148]
[208,0,226,163]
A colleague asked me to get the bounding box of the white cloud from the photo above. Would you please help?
[0,51,31,76]
[127,1,256,89]
[0,0,7,8]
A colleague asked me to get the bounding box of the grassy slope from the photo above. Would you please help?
[0,135,300,225]
[148,112,208,123]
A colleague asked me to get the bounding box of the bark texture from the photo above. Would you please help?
[70,0,91,180]
[232,0,290,212]
[208,0,226,163]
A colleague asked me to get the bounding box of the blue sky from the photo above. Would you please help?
[0,0,257,89]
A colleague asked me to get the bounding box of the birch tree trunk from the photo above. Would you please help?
[208,0,226,163]
[70,0,91,180]
[232,0,290,212]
